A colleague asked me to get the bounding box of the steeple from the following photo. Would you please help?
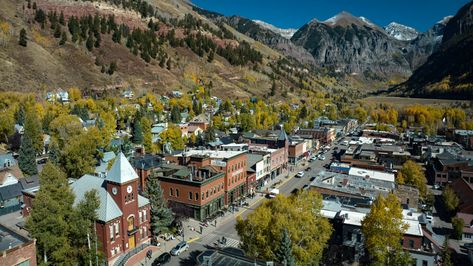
[106,152,138,184]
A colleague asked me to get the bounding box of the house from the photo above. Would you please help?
[288,138,307,165]
[131,153,163,192]
[189,113,211,131]
[122,89,134,99]
[428,150,473,186]
[22,153,151,265]
[247,153,270,191]
[451,178,473,240]
[0,223,37,266]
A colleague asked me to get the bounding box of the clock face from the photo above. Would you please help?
[127,185,132,194]
[112,187,118,195]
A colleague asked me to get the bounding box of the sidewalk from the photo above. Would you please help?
[129,160,308,266]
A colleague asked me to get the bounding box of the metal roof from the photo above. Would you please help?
[106,152,138,184]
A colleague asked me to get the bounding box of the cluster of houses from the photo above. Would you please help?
[307,124,473,266]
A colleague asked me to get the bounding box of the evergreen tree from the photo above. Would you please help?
[59,31,67,45]
[166,58,172,70]
[15,104,26,125]
[132,116,144,144]
[145,177,174,235]
[86,34,94,51]
[270,80,276,96]
[18,133,38,176]
[170,105,181,123]
[204,125,216,143]
[19,28,28,47]
[275,228,296,266]
[108,61,117,75]
[54,24,61,38]
[59,11,65,25]
[26,163,75,264]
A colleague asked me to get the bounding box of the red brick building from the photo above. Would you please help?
[22,153,151,265]
[169,150,248,206]
[297,127,336,144]
[155,163,225,221]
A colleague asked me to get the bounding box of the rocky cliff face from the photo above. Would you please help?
[397,2,473,99]
[384,22,419,41]
[291,12,413,77]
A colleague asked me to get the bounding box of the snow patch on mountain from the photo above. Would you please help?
[252,20,297,39]
[437,15,453,25]
[384,22,419,41]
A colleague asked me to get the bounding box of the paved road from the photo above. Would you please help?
[155,144,339,266]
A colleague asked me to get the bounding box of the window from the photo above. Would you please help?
[422,260,428,266]
[139,211,143,223]
[202,192,205,200]
[170,188,173,196]
[189,192,193,200]
[196,192,199,200]
[115,223,119,237]
[143,210,146,222]
[347,232,352,241]
[176,188,180,197]
[109,225,114,241]
[214,186,216,194]
[206,191,209,198]
[357,234,361,242]
[127,216,134,231]
[408,239,414,248]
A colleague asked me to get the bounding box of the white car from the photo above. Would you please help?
[296,171,305,177]
[171,241,189,256]
[319,156,325,161]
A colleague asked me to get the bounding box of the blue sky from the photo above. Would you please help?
[191,0,470,32]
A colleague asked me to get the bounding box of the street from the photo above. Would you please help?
[150,144,339,266]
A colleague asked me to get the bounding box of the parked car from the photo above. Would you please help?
[302,184,309,190]
[296,171,305,178]
[305,167,311,171]
[152,252,171,265]
[310,176,316,182]
[425,212,433,223]
[319,156,325,161]
[433,184,441,190]
[170,241,189,256]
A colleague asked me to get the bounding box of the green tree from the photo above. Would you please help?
[159,125,185,151]
[19,28,27,47]
[275,228,296,266]
[26,163,75,265]
[141,116,153,153]
[145,178,173,235]
[452,217,464,240]
[59,31,67,45]
[361,193,411,265]
[132,116,144,144]
[70,190,102,265]
[18,133,38,176]
[397,160,427,197]
[61,131,98,178]
[24,109,43,155]
[15,104,26,125]
[443,185,459,213]
[270,80,276,96]
[236,191,332,265]
[48,139,60,165]
[170,105,181,123]
[204,125,215,143]
[0,107,15,144]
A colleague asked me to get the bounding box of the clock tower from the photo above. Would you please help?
[105,152,141,251]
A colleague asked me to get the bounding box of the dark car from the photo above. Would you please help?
[152,252,171,266]
[305,167,312,171]
[310,176,316,182]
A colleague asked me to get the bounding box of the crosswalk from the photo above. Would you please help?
[197,232,241,249]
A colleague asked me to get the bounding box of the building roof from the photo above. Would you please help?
[131,154,162,170]
[177,149,246,160]
[196,249,273,266]
[71,174,123,222]
[0,153,15,169]
[106,152,138,184]
[190,113,210,124]
[102,151,116,163]
[0,223,32,252]
[348,167,395,183]
[0,182,22,201]
[138,194,149,208]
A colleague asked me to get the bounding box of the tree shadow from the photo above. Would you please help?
[179,250,202,266]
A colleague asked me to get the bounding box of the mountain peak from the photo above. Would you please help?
[252,20,297,39]
[321,11,377,28]
[437,15,453,25]
[384,22,418,41]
